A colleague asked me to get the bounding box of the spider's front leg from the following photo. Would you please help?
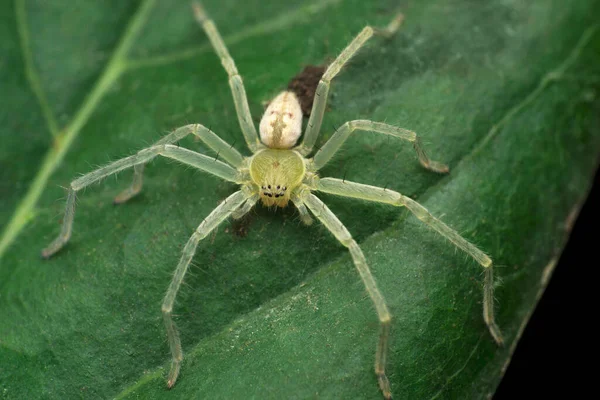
[296,14,404,156]
[42,145,241,258]
[114,124,243,204]
[192,2,261,153]
[162,190,249,387]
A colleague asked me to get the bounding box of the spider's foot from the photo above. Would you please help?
[113,188,140,205]
[166,361,181,389]
[377,372,392,399]
[424,160,450,174]
[191,2,208,23]
[41,239,66,259]
[488,322,505,347]
[41,248,53,259]
[386,13,405,36]
[300,214,314,226]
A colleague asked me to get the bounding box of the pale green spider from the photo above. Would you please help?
[42,3,503,399]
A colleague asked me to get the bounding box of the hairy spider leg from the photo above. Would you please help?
[312,120,449,173]
[41,145,240,258]
[114,124,244,204]
[162,190,249,388]
[192,2,261,153]
[291,192,314,225]
[301,193,393,399]
[313,177,504,345]
[297,14,404,156]
[232,193,259,219]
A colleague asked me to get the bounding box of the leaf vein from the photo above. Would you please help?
[468,24,599,159]
[15,0,59,138]
[125,0,342,71]
[428,336,483,400]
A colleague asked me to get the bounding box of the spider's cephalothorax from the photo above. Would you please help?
[42,4,503,399]
[251,91,306,207]
[249,148,305,207]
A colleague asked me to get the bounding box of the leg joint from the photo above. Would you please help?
[319,76,331,85]
[394,196,405,207]
[228,72,243,84]
[340,237,355,248]
[139,145,164,156]
[344,120,357,132]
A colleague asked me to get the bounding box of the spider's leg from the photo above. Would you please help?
[296,14,404,156]
[291,193,314,225]
[114,124,243,204]
[312,120,448,173]
[114,163,146,204]
[313,177,504,345]
[232,193,258,219]
[302,193,392,399]
[162,190,248,388]
[192,3,261,153]
[42,145,240,258]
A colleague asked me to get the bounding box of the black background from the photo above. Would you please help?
[494,168,598,398]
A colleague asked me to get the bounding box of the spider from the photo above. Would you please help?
[42,3,503,399]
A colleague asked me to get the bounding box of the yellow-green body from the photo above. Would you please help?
[249,148,307,207]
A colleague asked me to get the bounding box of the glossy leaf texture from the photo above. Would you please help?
[1,0,599,399]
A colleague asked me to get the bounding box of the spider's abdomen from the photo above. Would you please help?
[249,149,305,207]
[259,91,302,149]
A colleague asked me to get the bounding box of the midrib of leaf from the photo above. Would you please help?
[113,23,600,398]
[0,0,157,260]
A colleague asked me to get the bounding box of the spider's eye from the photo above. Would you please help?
[268,185,271,189]
[282,186,287,191]
[276,185,280,189]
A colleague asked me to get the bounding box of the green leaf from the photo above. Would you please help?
[1,0,599,399]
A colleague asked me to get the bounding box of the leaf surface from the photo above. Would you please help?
[1,0,599,399]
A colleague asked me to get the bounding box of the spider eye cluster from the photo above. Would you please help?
[261,184,287,198]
